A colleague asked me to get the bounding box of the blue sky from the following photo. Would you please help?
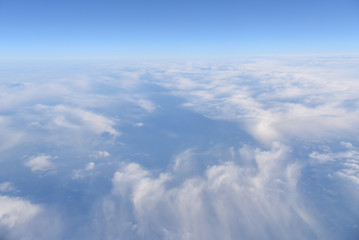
[0,0,358,58]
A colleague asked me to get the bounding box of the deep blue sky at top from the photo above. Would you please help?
[0,0,358,59]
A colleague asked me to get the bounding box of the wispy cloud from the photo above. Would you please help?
[34,104,120,136]
[95,143,327,240]
[0,182,14,193]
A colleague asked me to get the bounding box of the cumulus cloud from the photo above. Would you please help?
[95,144,328,240]
[25,154,55,172]
[0,194,62,240]
[0,195,41,228]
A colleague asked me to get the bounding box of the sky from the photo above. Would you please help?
[0,0,359,58]
[1,1,359,240]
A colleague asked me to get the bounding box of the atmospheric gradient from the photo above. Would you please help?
[0,0,359,239]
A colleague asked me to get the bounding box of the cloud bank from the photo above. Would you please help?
[0,57,358,239]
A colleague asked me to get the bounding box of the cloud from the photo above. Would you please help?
[331,147,359,185]
[0,116,24,153]
[90,150,111,159]
[72,161,97,179]
[86,162,95,171]
[1,58,359,239]
[95,144,327,240]
[134,122,144,127]
[97,151,111,158]
[0,182,14,193]
[25,154,55,172]
[309,151,334,163]
[0,195,41,228]
[172,148,194,173]
[126,97,156,113]
[150,58,359,144]
[35,104,120,136]
[0,194,62,240]
[307,142,359,186]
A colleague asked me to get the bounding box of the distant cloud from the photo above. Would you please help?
[134,122,144,127]
[73,161,97,179]
[35,104,120,136]
[25,154,54,172]
[0,194,61,239]
[341,141,354,149]
[0,195,41,228]
[309,151,334,163]
[126,97,156,112]
[86,162,95,171]
[151,58,359,144]
[0,116,24,153]
[90,150,111,159]
[0,182,14,193]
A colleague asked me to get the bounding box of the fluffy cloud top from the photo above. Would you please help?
[0,195,41,228]
[95,144,328,240]
[25,155,54,172]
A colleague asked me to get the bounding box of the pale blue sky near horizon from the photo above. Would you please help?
[0,0,358,59]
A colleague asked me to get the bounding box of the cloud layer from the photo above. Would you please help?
[0,57,358,239]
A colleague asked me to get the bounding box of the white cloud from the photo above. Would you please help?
[341,141,354,149]
[309,151,334,163]
[25,154,54,172]
[0,116,24,153]
[2,58,359,239]
[86,162,95,171]
[99,151,111,157]
[90,150,111,158]
[35,104,120,136]
[0,194,62,240]
[126,97,156,112]
[0,195,41,228]
[150,58,359,144]
[307,143,359,186]
[72,161,97,179]
[0,182,14,193]
[97,144,326,240]
[172,148,194,173]
[134,122,144,127]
